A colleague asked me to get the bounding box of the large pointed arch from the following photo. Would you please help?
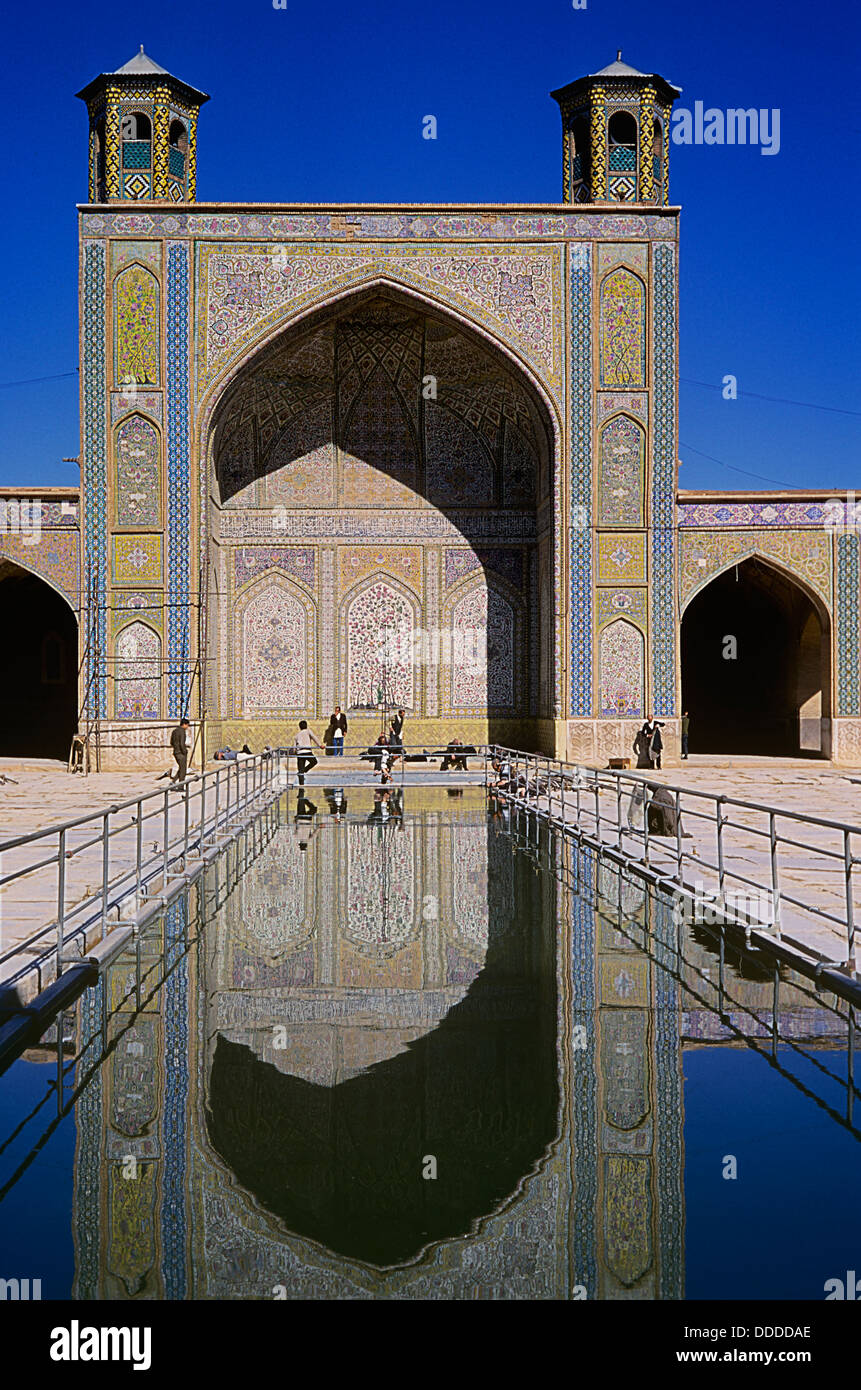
[202,281,561,748]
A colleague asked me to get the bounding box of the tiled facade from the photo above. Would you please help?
[9,52,857,768]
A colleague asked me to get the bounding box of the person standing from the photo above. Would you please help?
[648,718,666,771]
[681,711,690,760]
[391,708,405,749]
[330,706,348,757]
[294,720,322,786]
[169,718,192,787]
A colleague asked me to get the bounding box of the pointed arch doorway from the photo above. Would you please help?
[0,559,78,759]
[680,556,831,757]
[204,285,558,752]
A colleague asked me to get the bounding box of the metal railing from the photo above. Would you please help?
[486,745,861,974]
[0,752,284,989]
[504,805,861,1136]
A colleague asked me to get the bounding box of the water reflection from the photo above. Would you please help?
[1,790,858,1299]
[204,791,559,1267]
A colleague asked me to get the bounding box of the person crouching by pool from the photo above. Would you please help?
[294,720,322,786]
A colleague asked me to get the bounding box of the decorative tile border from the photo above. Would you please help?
[82,209,680,243]
[82,241,108,716]
[650,242,677,717]
[167,243,191,718]
[678,500,850,528]
[570,245,592,717]
[837,533,860,716]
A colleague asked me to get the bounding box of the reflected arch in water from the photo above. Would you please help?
[202,807,560,1267]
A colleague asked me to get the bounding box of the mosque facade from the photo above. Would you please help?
[0,47,858,767]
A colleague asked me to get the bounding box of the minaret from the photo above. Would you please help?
[551,52,681,205]
[76,46,209,203]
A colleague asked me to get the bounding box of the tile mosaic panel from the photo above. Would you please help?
[596,588,647,629]
[112,534,164,586]
[598,618,644,718]
[678,529,832,611]
[114,264,159,386]
[115,414,161,528]
[599,269,645,388]
[234,546,316,592]
[597,415,645,527]
[598,533,646,584]
[114,619,161,719]
[198,244,563,398]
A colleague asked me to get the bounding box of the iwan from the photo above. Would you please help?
[50,1322,152,1372]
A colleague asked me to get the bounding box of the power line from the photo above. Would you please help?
[679,440,803,489]
[0,370,78,390]
[680,377,861,419]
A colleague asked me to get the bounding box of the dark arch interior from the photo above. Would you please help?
[680,556,830,757]
[608,111,638,145]
[205,825,559,1267]
[0,563,78,759]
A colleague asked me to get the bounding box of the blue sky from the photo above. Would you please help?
[0,0,858,491]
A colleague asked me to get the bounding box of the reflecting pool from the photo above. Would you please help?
[0,787,859,1299]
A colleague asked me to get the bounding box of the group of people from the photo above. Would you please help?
[294,708,406,785]
[633,717,665,770]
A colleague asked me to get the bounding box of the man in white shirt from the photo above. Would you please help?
[294,720,322,786]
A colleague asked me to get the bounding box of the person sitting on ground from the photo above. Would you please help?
[361,732,389,773]
[441,738,469,772]
[647,783,680,836]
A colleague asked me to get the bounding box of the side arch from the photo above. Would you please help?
[0,557,78,757]
[680,553,832,756]
[679,543,832,620]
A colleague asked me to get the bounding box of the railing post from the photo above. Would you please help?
[674,789,683,883]
[162,790,170,889]
[56,827,67,976]
[616,775,622,849]
[183,779,190,867]
[716,796,726,899]
[769,811,781,938]
[135,797,143,905]
[844,828,856,970]
[593,778,600,845]
[101,809,110,939]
